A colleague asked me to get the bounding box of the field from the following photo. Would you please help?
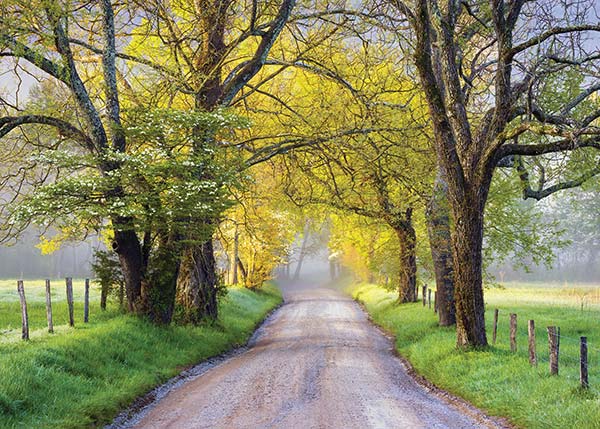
[0,279,105,340]
[349,281,600,429]
[0,280,282,428]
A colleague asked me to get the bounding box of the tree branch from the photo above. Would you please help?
[0,115,94,151]
[509,25,600,59]
[0,34,69,84]
[515,155,600,201]
[220,0,296,105]
[244,127,400,167]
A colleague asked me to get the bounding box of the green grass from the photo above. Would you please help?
[0,282,282,428]
[0,279,108,339]
[349,281,600,429]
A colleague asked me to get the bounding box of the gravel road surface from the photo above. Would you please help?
[128,282,504,429]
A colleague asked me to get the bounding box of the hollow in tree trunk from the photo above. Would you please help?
[426,171,456,326]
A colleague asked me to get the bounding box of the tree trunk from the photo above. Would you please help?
[232,226,239,285]
[237,256,248,283]
[140,237,180,325]
[112,227,143,313]
[176,239,219,323]
[395,214,417,303]
[293,220,310,281]
[426,170,456,326]
[329,259,336,281]
[451,196,488,347]
[367,235,376,283]
[100,282,108,311]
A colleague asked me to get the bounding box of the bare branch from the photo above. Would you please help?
[220,0,296,105]
[509,25,600,60]
[0,115,94,151]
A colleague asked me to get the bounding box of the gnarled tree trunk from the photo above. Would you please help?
[426,170,456,326]
[176,239,218,323]
[140,234,180,325]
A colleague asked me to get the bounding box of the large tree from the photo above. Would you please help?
[0,0,148,311]
[112,0,297,322]
[388,0,600,346]
[0,1,243,323]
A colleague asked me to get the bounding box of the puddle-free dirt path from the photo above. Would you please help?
[127,283,504,428]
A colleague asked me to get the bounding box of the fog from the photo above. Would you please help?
[0,231,98,279]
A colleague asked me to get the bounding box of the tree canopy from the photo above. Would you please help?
[1,0,599,348]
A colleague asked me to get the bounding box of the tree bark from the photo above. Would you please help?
[173,0,295,321]
[100,282,108,311]
[112,227,143,313]
[451,194,488,347]
[426,170,456,326]
[237,256,248,282]
[232,226,239,285]
[176,239,218,323]
[140,236,180,325]
[394,211,417,303]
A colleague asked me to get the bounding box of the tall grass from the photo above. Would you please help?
[350,282,600,429]
[0,283,281,428]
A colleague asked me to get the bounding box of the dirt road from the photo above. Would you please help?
[126,283,503,429]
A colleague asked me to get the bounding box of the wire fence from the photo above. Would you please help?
[418,285,597,390]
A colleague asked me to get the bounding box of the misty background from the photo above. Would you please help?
[1,186,598,284]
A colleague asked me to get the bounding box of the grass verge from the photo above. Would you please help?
[349,282,600,429]
[0,283,281,429]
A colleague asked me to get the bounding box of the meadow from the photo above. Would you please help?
[350,281,600,429]
[0,279,104,340]
[0,280,282,428]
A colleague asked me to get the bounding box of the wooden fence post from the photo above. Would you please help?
[45,279,53,333]
[528,320,536,365]
[580,336,589,389]
[84,278,90,323]
[510,313,517,352]
[548,326,559,375]
[17,280,29,340]
[422,285,427,307]
[428,289,432,309]
[492,309,499,344]
[66,277,75,327]
[434,291,438,314]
